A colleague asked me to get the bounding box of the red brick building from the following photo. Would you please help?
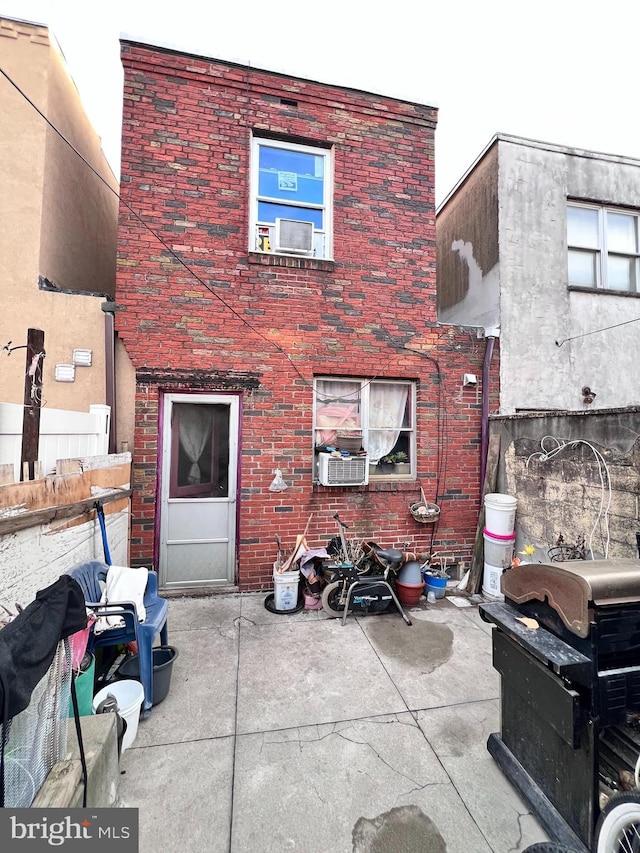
[116,39,485,592]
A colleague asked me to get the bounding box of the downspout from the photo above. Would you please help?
[480,333,497,497]
[101,302,117,453]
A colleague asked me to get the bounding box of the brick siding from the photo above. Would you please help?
[116,43,487,590]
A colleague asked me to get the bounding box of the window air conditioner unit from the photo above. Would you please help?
[317,454,369,487]
[275,218,314,254]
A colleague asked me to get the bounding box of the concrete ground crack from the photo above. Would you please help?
[261,722,424,788]
[365,714,417,730]
[508,810,528,852]
[311,721,345,743]
[332,731,423,787]
[394,780,445,806]
[311,782,327,805]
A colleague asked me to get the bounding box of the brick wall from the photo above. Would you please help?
[116,42,487,590]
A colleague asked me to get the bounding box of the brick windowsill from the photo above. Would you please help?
[315,480,420,494]
[247,251,335,273]
[367,480,421,493]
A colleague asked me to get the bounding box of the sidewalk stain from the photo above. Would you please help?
[352,804,446,852]
[365,617,453,674]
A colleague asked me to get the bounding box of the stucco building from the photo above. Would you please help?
[437,134,640,564]
[0,16,118,415]
[437,133,640,414]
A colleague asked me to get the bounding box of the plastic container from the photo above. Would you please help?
[273,567,300,611]
[92,680,144,752]
[484,492,517,536]
[68,653,95,717]
[483,528,516,569]
[482,562,505,601]
[396,580,424,606]
[423,573,448,599]
[397,560,423,585]
[115,646,179,706]
[335,431,363,454]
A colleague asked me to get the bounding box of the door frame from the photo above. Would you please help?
[158,392,240,588]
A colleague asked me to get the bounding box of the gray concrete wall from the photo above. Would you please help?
[490,408,640,563]
[436,142,500,330]
[33,715,119,808]
[497,138,640,413]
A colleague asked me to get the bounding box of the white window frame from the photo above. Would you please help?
[313,377,416,479]
[567,201,640,293]
[250,136,333,260]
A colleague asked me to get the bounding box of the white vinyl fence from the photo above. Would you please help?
[0,403,110,481]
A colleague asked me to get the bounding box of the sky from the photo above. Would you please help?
[2,0,640,206]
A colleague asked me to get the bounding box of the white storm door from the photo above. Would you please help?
[159,394,238,588]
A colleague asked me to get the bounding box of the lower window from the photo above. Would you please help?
[314,377,415,478]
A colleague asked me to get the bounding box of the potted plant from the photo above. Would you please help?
[392,451,410,474]
[374,451,410,475]
[378,454,396,474]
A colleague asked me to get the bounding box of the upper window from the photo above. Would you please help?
[250,137,333,259]
[314,378,415,478]
[567,203,640,293]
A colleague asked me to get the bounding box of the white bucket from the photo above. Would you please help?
[484,492,517,536]
[92,679,144,752]
[482,562,505,601]
[483,528,516,568]
[273,567,300,611]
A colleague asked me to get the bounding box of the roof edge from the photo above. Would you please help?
[438,131,640,214]
[119,33,439,113]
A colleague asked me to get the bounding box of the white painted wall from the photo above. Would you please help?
[0,403,110,481]
[0,509,129,610]
[438,239,501,330]
[498,138,640,413]
[0,452,131,608]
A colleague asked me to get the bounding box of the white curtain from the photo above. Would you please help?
[366,384,408,464]
[178,405,212,484]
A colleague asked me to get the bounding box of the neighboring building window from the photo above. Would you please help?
[567,202,640,293]
[250,137,332,259]
[314,378,415,477]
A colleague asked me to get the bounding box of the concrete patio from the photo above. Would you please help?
[117,591,550,852]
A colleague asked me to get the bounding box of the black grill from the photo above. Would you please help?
[480,558,640,852]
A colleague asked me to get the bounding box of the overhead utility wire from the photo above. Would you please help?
[14,68,468,420]
[0,65,316,386]
[1,66,392,399]
[555,315,640,346]
[6,64,456,550]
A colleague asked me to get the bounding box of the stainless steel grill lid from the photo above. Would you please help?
[501,559,640,638]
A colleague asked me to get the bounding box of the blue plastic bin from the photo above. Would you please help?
[424,573,448,599]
